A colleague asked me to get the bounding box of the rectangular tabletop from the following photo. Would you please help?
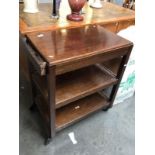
[26,25,132,66]
[20,2,135,34]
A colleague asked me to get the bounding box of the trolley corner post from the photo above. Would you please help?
[45,65,56,145]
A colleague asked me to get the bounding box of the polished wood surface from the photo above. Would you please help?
[56,93,109,131]
[32,65,117,109]
[26,25,132,66]
[19,1,135,34]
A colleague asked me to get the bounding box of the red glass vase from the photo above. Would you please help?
[67,0,86,21]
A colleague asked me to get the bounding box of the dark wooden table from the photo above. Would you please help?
[25,25,133,144]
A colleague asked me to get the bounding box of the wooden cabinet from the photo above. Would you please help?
[24,25,133,144]
[100,22,118,33]
[117,20,135,32]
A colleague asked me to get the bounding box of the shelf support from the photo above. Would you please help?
[47,65,56,141]
[108,45,133,108]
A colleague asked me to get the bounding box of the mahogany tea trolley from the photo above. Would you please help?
[24,25,133,144]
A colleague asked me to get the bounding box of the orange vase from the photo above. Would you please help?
[67,0,86,21]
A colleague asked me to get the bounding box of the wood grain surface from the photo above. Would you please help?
[19,2,135,34]
[56,93,109,131]
[26,25,132,66]
[32,65,117,109]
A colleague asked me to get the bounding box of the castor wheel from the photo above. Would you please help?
[29,103,37,112]
[102,107,109,111]
[44,138,52,145]
[102,106,111,111]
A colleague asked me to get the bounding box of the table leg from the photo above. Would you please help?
[107,46,133,109]
[45,66,56,144]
